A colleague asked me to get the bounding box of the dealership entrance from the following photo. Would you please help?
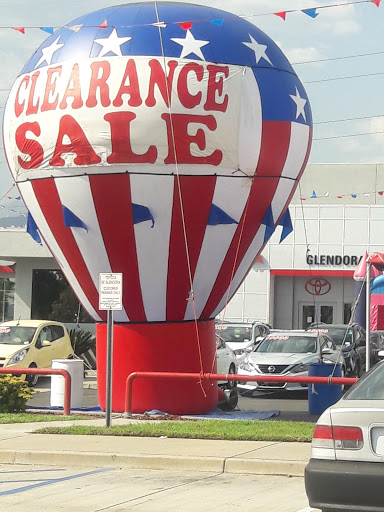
[299,302,337,329]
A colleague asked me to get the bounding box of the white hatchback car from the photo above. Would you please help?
[305,360,384,512]
[216,336,237,389]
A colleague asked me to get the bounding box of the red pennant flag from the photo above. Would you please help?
[256,255,263,263]
[379,191,384,195]
[337,195,343,198]
[300,198,306,201]
[274,12,286,20]
[371,0,381,6]
[12,27,25,34]
[178,22,193,30]
[99,19,108,28]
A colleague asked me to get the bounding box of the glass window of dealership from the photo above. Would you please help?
[2,164,384,329]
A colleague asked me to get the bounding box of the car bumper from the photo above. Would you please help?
[305,458,384,512]
[237,371,309,391]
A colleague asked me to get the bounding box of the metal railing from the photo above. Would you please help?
[0,368,72,415]
[124,371,358,416]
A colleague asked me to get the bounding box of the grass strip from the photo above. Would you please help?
[0,413,87,423]
[35,419,315,442]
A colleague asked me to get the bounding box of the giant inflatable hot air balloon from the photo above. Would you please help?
[3,3,312,413]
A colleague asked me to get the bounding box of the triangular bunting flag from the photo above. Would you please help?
[379,191,384,195]
[274,12,286,20]
[132,203,155,228]
[207,204,238,226]
[12,27,25,34]
[62,206,88,231]
[279,209,293,243]
[210,19,224,26]
[99,19,108,28]
[40,27,54,34]
[351,194,357,198]
[262,206,275,243]
[371,0,381,6]
[256,255,263,263]
[178,22,193,30]
[152,21,167,28]
[66,24,83,32]
[337,195,343,199]
[311,190,317,198]
[27,213,42,244]
[324,192,329,197]
[302,8,318,18]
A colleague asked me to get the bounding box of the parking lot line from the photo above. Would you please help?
[0,467,112,497]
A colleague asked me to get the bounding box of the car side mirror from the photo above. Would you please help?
[321,347,332,355]
[41,340,51,347]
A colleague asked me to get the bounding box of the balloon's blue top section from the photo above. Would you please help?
[22,2,295,74]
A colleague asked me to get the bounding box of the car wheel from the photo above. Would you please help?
[226,364,236,389]
[26,364,38,387]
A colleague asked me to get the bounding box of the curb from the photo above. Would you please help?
[0,449,306,476]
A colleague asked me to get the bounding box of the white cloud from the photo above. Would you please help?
[284,46,326,64]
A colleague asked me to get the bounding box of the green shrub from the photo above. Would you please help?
[0,375,35,413]
[69,329,96,356]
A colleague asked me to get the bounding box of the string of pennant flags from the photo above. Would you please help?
[300,189,384,200]
[5,0,382,35]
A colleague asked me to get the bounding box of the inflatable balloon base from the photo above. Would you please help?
[96,320,218,414]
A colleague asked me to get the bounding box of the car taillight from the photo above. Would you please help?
[312,424,363,450]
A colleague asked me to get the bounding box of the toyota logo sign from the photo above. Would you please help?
[305,278,331,296]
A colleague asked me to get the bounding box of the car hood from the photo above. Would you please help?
[0,343,29,357]
[246,352,318,366]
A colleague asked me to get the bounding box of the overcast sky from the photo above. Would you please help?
[1,0,384,206]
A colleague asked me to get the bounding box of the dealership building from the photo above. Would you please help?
[1,163,384,330]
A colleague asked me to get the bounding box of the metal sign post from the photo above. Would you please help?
[99,273,123,428]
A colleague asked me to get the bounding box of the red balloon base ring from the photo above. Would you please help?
[96,320,218,414]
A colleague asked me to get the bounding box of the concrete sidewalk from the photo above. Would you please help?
[0,418,311,477]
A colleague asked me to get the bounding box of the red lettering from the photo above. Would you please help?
[14,76,29,118]
[105,112,157,164]
[177,63,203,109]
[113,60,142,107]
[59,63,83,110]
[162,113,222,165]
[26,72,41,116]
[15,122,44,169]
[49,115,101,167]
[86,61,111,108]
[41,66,62,112]
[145,59,177,107]
[204,65,229,113]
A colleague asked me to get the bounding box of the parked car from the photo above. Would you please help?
[237,330,346,394]
[308,323,368,377]
[216,336,237,389]
[215,321,270,357]
[369,330,384,366]
[0,320,74,386]
[305,360,384,512]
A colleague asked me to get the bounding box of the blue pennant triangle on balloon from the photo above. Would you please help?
[207,204,238,226]
[132,203,155,228]
[210,19,224,26]
[279,209,293,243]
[27,213,42,245]
[262,206,275,243]
[62,206,88,231]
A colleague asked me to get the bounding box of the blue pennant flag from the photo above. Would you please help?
[27,213,42,245]
[132,203,155,228]
[262,206,275,243]
[207,204,238,226]
[302,8,318,18]
[351,194,357,198]
[279,209,293,243]
[40,27,54,34]
[210,19,224,26]
[311,190,317,198]
[62,206,88,231]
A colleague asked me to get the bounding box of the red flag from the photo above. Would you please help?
[274,12,286,20]
[371,0,381,7]
[12,27,25,34]
[379,191,384,195]
[337,195,343,198]
[99,19,108,28]
[178,22,193,30]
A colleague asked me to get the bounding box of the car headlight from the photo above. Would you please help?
[7,349,28,365]
[290,362,309,374]
[239,360,257,372]
[233,349,244,356]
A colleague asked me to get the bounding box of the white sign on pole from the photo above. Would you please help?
[99,273,123,310]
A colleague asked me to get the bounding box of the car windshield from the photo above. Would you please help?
[256,335,317,354]
[0,326,36,345]
[344,362,384,400]
[215,326,252,344]
[309,327,352,345]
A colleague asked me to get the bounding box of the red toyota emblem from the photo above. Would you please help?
[305,278,331,296]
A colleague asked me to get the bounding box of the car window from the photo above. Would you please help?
[253,326,261,337]
[216,326,252,343]
[256,335,317,354]
[309,327,352,346]
[216,337,225,350]
[0,326,36,345]
[50,325,64,341]
[344,363,384,400]
[36,326,53,348]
